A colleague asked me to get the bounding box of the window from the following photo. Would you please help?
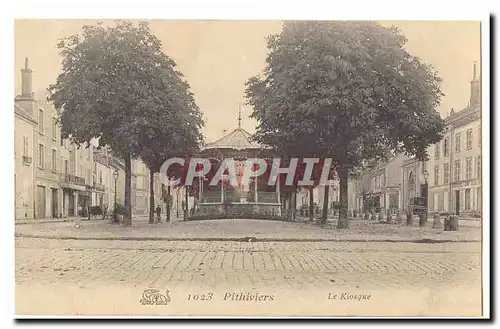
[52,117,57,140]
[466,157,472,180]
[455,132,461,152]
[64,160,69,175]
[421,161,426,174]
[99,170,102,184]
[465,189,471,211]
[38,144,44,168]
[454,160,461,182]
[466,128,473,149]
[435,143,440,159]
[443,163,450,184]
[52,149,57,171]
[60,137,64,147]
[434,165,439,186]
[443,137,449,156]
[23,136,28,156]
[38,110,44,134]
[478,125,481,147]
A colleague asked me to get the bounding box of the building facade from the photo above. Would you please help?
[403,63,482,216]
[14,58,148,219]
[14,102,37,219]
[349,153,405,213]
[132,160,150,215]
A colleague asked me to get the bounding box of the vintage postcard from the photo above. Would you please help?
[13,18,488,318]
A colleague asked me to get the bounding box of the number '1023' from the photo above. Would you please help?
[187,293,213,301]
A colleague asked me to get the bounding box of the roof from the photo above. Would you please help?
[14,103,36,123]
[202,127,263,151]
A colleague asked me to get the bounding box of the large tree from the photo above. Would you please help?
[245,21,445,228]
[49,20,204,226]
[138,77,204,224]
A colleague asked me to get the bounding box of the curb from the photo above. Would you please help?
[14,233,480,244]
[15,220,71,225]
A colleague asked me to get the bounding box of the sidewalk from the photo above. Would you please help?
[14,216,481,243]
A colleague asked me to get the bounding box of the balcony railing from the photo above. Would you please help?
[61,174,86,186]
[93,183,106,192]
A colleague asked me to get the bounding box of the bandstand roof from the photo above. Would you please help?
[202,127,264,151]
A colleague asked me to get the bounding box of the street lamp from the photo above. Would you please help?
[423,170,429,220]
[113,169,119,222]
[397,182,401,213]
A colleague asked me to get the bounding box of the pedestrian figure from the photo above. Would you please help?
[156,205,162,223]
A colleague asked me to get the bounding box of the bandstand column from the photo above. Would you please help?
[220,152,224,203]
[220,178,224,203]
[276,172,280,203]
[254,176,259,202]
[198,177,203,204]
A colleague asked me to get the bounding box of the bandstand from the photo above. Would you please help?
[194,121,282,218]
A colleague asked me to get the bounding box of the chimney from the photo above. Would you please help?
[21,57,33,98]
[469,61,480,107]
[15,57,36,117]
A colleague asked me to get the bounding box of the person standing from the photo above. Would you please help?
[156,205,162,223]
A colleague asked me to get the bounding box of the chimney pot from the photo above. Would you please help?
[21,57,33,97]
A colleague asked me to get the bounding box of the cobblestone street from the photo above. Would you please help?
[15,218,484,315]
[16,237,481,289]
[16,236,482,316]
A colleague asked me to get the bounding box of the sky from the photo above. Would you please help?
[14,20,481,143]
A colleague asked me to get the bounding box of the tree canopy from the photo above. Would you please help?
[48,20,204,225]
[245,21,445,227]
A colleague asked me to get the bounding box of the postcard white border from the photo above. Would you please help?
[2,0,494,327]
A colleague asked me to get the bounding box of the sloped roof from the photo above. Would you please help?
[14,103,36,123]
[202,128,263,151]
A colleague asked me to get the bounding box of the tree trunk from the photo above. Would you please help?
[288,192,293,220]
[149,170,155,224]
[337,165,349,229]
[293,188,297,220]
[308,187,314,221]
[321,185,330,225]
[123,153,132,226]
[184,186,189,220]
[166,184,171,222]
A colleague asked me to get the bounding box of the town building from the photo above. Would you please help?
[14,58,143,219]
[402,63,482,216]
[14,101,37,219]
[92,147,111,208]
[132,160,150,215]
[348,153,405,213]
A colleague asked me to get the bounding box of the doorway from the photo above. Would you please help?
[36,185,46,219]
[51,188,58,218]
[455,190,460,215]
[68,192,75,216]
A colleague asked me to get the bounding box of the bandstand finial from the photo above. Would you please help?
[238,104,242,129]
